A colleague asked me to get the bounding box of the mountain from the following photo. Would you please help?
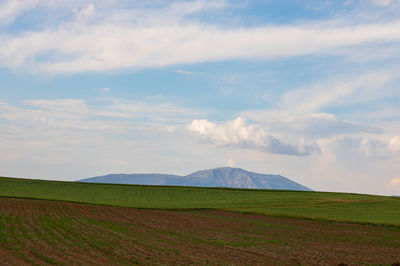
[79,173,181,186]
[79,167,311,191]
[181,168,311,190]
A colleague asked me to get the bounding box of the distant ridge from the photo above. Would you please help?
[78,167,312,191]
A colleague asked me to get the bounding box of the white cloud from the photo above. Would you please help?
[333,43,400,63]
[0,0,110,26]
[348,106,400,121]
[242,70,399,122]
[370,0,399,6]
[0,97,208,180]
[227,158,236,167]
[271,113,384,138]
[282,71,396,114]
[174,69,193,75]
[389,136,400,152]
[18,98,202,123]
[390,177,400,185]
[0,0,39,25]
[94,87,111,93]
[167,0,228,16]
[0,98,202,137]
[23,99,130,118]
[187,113,392,159]
[328,135,400,160]
[387,177,400,195]
[188,117,320,156]
[75,4,95,18]
[1,0,400,73]
[109,99,202,123]
[0,97,210,181]
[0,100,134,134]
[359,137,392,159]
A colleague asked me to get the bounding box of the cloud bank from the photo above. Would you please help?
[187,112,392,158]
[188,117,320,156]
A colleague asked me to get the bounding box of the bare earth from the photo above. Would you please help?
[0,197,399,265]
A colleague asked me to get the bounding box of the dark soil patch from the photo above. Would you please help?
[0,197,399,265]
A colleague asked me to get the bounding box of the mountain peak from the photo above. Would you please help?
[79,167,311,191]
[189,167,246,174]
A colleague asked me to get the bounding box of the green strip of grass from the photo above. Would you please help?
[1,176,400,226]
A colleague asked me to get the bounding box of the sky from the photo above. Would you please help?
[0,0,400,195]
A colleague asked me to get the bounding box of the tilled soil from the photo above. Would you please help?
[0,197,399,265]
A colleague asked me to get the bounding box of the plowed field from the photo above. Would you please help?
[0,197,399,265]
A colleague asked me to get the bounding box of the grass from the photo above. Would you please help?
[1,176,400,226]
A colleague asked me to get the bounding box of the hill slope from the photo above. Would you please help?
[1,176,400,226]
[79,167,312,191]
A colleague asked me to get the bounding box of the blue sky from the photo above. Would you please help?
[1,0,400,195]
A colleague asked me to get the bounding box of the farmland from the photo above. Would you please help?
[1,176,400,226]
[1,197,400,265]
[1,176,400,264]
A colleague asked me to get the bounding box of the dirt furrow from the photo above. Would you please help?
[1,197,400,265]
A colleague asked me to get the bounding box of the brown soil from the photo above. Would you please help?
[0,197,399,265]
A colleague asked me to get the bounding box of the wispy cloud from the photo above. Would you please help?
[1,1,400,73]
[0,98,202,135]
[270,113,384,138]
[93,87,111,94]
[242,70,400,122]
[370,0,399,6]
[0,0,39,25]
[0,97,205,180]
[174,69,193,75]
[23,99,130,119]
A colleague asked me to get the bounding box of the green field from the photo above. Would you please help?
[1,176,400,226]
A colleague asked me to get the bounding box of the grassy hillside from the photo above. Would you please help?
[1,176,400,226]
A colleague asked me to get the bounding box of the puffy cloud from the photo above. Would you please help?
[188,117,320,156]
[188,113,391,157]
[271,113,384,138]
